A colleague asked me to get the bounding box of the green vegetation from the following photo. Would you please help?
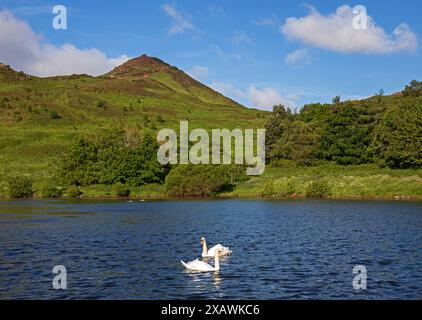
[265,85,422,169]
[49,111,61,119]
[39,183,62,198]
[402,80,422,97]
[165,165,247,197]
[372,100,422,168]
[0,57,420,200]
[113,183,131,197]
[9,176,33,198]
[305,179,331,199]
[59,131,168,187]
[257,82,421,200]
[65,186,82,198]
[0,56,266,198]
[224,165,422,200]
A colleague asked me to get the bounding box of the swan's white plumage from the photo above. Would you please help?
[181,249,221,272]
[201,237,232,258]
[206,244,232,257]
[181,259,215,272]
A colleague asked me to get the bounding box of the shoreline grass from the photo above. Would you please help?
[1,164,420,201]
[222,164,422,200]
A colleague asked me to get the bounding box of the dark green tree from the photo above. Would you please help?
[318,103,375,165]
[372,99,422,168]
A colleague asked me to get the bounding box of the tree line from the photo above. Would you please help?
[265,80,422,169]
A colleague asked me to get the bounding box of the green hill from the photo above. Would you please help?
[1,56,420,200]
[0,55,268,196]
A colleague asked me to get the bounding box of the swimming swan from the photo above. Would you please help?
[201,237,232,258]
[181,250,221,272]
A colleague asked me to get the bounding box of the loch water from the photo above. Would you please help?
[0,199,421,299]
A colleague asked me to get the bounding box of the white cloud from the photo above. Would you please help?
[231,31,253,45]
[161,4,194,35]
[284,48,311,66]
[248,86,298,110]
[0,10,130,77]
[281,5,417,54]
[211,82,298,110]
[188,65,210,81]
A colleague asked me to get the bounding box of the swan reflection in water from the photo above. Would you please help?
[213,271,222,290]
[185,268,223,292]
[201,256,223,290]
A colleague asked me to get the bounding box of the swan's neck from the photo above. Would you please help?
[214,252,220,271]
[201,240,208,256]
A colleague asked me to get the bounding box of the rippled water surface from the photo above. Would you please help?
[0,199,421,299]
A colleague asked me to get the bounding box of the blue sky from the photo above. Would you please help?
[0,0,421,110]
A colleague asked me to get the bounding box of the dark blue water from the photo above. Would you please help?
[0,199,421,299]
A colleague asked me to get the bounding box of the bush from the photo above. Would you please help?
[166,165,246,197]
[306,180,331,198]
[9,176,33,198]
[50,111,61,119]
[96,101,106,108]
[156,115,165,123]
[261,181,276,197]
[277,178,297,197]
[40,184,62,198]
[261,178,297,198]
[66,186,82,198]
[113,183,131,197]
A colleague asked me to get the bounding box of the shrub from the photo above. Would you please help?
[50,111,61,119]
[261,181,275,197]
[276,178,297,197]
[9,176,33,198]
[40,184,62,198]
[306,180,331,198]
[96,101,106,108]
[261,178,297,198]
[66,186,82,198]
[113,183,131,197]
[166,165,246,197]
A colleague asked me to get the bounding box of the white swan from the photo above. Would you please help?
[181,249,221,272]
[201,237,232,258]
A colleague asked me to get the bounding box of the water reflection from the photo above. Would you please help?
[213,272,222,291]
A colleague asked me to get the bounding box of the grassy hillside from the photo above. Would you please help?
[0,56,268,197]
[0,57,420,200]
